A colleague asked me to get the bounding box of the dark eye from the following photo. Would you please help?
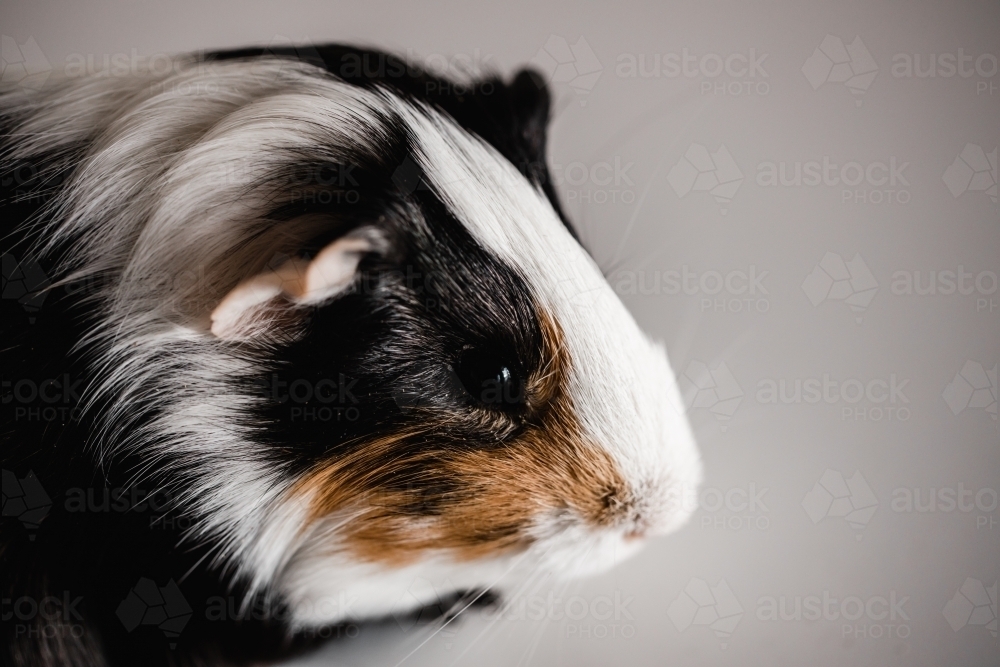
[454,347,525,410]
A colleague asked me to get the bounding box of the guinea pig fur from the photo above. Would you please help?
[1,45,701,666]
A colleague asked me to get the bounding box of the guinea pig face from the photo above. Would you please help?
[5,56,701,625]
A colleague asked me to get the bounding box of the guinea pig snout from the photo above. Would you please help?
[594,474,697,540]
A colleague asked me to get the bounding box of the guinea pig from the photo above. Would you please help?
[1,45,701,666]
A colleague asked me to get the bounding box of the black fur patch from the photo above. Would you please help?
[207,43,575,238]
[249,128,548,476]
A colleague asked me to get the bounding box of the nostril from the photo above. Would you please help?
[600,486,622,510]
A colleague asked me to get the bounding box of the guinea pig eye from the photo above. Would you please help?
[454,347,526,411]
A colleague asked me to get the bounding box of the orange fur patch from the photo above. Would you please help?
[291,310,631,566]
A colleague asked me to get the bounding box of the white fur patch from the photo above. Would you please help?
[393,100,702,537]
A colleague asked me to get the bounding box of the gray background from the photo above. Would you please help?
[2,1,997,665]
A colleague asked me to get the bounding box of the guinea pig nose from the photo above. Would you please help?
[623,528,647,542]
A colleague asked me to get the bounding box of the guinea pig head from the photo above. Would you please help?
[201,77,701,623]
[5,55,701,626]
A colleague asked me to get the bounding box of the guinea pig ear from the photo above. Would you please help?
[210,227,381,342]
[504,68,552,172]
[499,68,574,235]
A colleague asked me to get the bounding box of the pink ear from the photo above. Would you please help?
[210,233,377,341]
[300,237,374,304]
